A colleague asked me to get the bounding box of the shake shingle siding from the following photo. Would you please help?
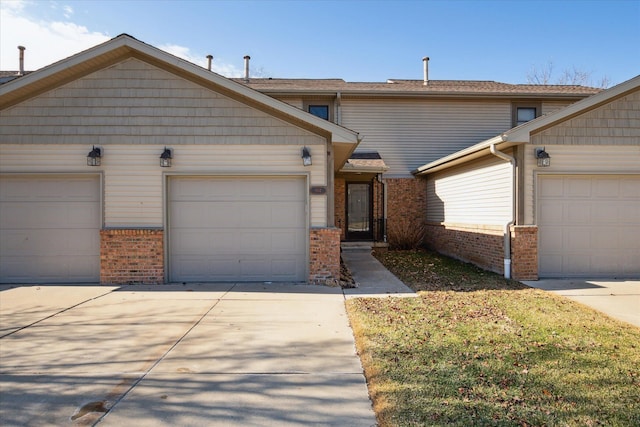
[0,59,323,146]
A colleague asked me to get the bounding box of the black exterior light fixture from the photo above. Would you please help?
[87,146,102,166]
[160,147,173,167]
[301,147,312,166]
[535,147,551,167]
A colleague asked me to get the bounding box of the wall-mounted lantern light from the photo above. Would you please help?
[301,147,312,166]
[87,146,102,166]
[160,147,173,167]
[535,147,551,167]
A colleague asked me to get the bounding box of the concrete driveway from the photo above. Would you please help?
[0,283,376,426]
[523,279,640,328]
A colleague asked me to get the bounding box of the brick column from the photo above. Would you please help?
[385,177,427,247]
[309,227,341,285]
[510,225,538,280]
[100,229,164,285]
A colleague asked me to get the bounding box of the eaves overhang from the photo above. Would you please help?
[412,135,517,176]
[250,89,595,100]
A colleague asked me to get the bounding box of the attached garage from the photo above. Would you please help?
[168,176,307,282]
[0,175,101,283]
[538,174,640,277]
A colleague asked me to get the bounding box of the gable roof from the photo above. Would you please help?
[413,74,640,175]
[237,78,601,98]
[0,34,360,170]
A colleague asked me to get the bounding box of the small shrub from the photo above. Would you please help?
[387,221,426,249]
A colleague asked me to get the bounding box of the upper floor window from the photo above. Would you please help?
[512,102,541,127]
[308,105,329,120]
[516,107,537,126]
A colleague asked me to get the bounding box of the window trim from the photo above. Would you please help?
[302,99,333,123]
[512,102,542,127]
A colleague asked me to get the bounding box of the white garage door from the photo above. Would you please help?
[169,176,307,282]
[0,175,101,283]
[538,175,640,277]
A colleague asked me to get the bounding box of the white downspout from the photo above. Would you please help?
[490,143,516,279]
[378,174,388,243]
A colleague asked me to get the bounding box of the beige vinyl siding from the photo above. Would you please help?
[523,145,640,224]
[0,58,322,146]
[0,141,326,228]
[427,155,512,225]
[532,90,640,145]
[341,98,512,177]
[541,101,574,116]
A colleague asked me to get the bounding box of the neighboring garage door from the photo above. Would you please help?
[0,175,101,283]
[538,175,640,277]
[169,176,307,282]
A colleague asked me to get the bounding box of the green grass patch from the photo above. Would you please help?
[347,249,640,426]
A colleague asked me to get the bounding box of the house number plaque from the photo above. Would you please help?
[310,186,327,195]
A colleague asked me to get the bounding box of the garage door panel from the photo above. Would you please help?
[566,178,592,198]
[621,205,640,223]
[3,229,98,255]
[592,179,620,197]
[619,228,639,249]
[592,204,619,224]
[566,228,591,250]
[271,231,304,251]
[538,175,640,277]
[539,177,564,197]
[539,226,563,251]
[538,203,563,224]
[567,203,591,223]
[169,176,307,282]
[18,202,100,228]
[620,179,640,197]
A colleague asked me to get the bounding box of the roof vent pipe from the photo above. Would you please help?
[243,55,250,82]
[422,56,429,86]
[206,55,213,71]
[18,46,26,75]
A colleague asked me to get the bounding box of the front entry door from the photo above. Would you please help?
[346,182,373,240]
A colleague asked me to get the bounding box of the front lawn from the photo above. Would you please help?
[346,249,640,426]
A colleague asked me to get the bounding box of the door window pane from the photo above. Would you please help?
[348,183,370,233]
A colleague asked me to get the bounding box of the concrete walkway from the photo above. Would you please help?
[0,283,377,426]
[523,279,640,328]
[341,247,417,298]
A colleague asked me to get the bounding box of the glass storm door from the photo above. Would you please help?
[347,182,373,240]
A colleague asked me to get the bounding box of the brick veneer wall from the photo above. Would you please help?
[100,228,164,285]
[425,223,539,280]
[510,225,538,280]
[309,227,341,284]
[424,223,505,274]
[385,177,428,245]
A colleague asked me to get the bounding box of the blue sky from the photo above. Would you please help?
[1,0,639,86]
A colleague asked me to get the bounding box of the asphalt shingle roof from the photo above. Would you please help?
[234,78,601,96]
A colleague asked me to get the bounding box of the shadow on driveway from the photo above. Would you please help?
[0,283,377,426]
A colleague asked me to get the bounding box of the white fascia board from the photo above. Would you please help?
[412,134,509,175]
